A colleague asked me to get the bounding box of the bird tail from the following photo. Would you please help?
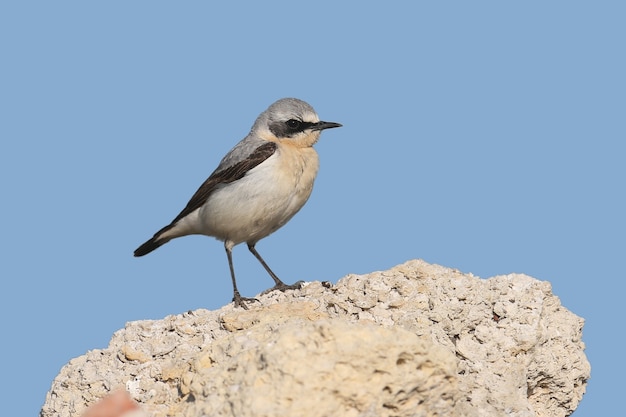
[133,236,168,257]
[134,221,181,257]
[134,224,176,256]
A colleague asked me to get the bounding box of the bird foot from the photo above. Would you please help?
[232,293,259,310]
[261,280,304,295]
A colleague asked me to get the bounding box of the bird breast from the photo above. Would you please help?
[196,144,320,244]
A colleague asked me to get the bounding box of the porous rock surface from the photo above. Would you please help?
[40,260,590,417]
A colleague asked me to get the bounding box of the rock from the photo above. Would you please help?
[40,260,590,417]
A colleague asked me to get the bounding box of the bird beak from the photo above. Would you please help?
[311,121,342,131]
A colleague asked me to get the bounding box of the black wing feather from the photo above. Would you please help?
[133,141,277,256]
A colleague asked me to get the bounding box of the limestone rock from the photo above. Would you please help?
[40,260,590,417]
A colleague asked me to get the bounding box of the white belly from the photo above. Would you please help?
[189,146,318,244]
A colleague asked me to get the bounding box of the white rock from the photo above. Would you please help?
[40,260,590,417]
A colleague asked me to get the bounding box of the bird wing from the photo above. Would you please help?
[169,140,277,225]
[134,140,278,257]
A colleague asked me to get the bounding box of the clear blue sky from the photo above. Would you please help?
[1,2,623,416]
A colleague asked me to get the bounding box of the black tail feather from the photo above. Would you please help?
[134,221,179,257]
[134,237,167,257]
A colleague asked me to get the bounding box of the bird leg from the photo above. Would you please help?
[225,242,258,309]
[247,243,303,294]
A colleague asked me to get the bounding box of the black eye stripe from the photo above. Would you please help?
[285,120,315,131]
[286,119,301,129]
[269,119,316,138]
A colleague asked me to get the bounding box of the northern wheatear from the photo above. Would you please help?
[134,98,341,308]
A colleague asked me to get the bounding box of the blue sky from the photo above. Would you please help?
[1,2,624,416]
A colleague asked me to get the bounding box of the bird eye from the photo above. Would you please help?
[286,119,301,129]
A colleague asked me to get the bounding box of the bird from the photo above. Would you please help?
[134,98,342,309]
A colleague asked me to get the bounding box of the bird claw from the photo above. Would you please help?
[232,281,304,308]
[232,294,259,310]
[261,280,304,295]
